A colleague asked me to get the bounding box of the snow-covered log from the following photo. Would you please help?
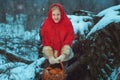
[0,49,32,64]
[0,62,26,73]
[0,57,45,80]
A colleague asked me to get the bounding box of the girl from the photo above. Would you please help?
[40,3,75,64]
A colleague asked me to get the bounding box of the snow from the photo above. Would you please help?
[0,4,120,80]
[0,14,40,61]
[9,57,45,80]
[108,67,120,80]
[68,15,93,35]
[0,57,45,80]
[0,54,7,65]
[86,5,120,38]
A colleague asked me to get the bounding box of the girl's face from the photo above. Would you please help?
[52,9,61,23]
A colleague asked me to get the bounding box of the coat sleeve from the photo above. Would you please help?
[40,23,51,46]
[63,22,75,46]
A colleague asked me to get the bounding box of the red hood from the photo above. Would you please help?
[47,3,68,24]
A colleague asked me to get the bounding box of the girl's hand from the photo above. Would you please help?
[56,54,66,62]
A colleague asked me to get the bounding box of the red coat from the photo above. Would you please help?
[40,3,75,56]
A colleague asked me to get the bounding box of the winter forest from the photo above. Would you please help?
[0,0,120,80]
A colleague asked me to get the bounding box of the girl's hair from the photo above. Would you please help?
[51,6,60,11]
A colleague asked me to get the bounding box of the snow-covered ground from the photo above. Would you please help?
[0,4,120,80]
